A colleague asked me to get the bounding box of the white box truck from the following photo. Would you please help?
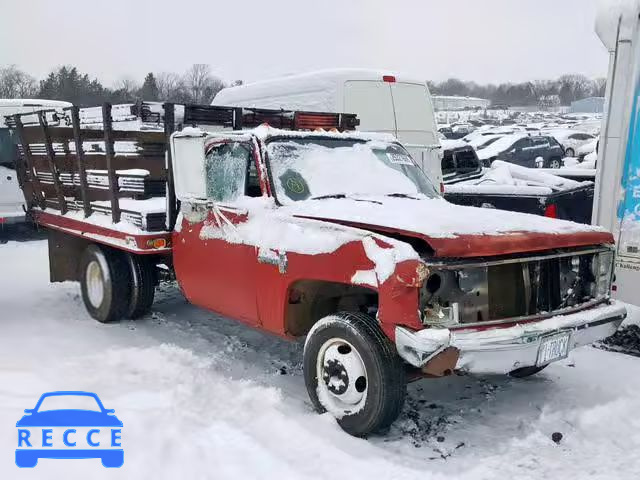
[594,0,640,305]
[212,69,443,186]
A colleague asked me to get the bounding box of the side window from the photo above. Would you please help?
[513,138,530,150]
[546,137,561,148]
[531,137,549,147]
[205,142,254,202]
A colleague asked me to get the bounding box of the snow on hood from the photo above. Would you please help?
[282,195,606,242]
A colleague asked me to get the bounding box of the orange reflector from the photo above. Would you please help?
[147,238,167,249]
[440,182,445,194]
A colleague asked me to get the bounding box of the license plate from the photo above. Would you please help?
[536,332,571,366]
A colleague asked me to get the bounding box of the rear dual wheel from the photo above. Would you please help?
[79,245,156,323]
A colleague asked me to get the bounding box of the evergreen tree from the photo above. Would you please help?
[139,72,159,101]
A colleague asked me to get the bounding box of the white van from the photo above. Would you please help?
[212,69,443,185]
[0,99,72,225]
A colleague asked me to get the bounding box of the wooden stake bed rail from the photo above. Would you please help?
[8,101,360,251]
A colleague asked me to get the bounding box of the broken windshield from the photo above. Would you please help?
[265,137,439,204]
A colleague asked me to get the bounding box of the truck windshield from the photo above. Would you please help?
[266,137,439,204]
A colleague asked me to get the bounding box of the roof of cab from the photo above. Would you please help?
[212,68,427,107]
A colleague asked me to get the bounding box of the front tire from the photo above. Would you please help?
[79,245,131,323]
[565,147,575,157]
[303,312,407,437]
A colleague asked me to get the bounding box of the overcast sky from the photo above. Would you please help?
[0,0,609,87]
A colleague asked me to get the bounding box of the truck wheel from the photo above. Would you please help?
[79,245,130,323]
[126,254,156,319]
[303,312,407,437]
[509,364,547,378]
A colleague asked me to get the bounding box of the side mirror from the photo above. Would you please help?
[23,409,34,414]
[171,129,208,201]
[104,409,115,414]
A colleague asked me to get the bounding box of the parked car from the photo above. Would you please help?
[440,140,483,184]
[476,134,565,168]
[445,161,595,224]
[577,138,599,161]
[548,130,596,157]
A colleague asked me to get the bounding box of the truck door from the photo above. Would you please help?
[173,140,261,325]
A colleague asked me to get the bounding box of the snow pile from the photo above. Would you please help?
[445,161,590,196]
[2,240,640,479]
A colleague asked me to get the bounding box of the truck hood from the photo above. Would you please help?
[283,196,612,257]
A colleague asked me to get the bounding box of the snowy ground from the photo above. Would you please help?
[1,238,640,479]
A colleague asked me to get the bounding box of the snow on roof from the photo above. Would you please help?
[476,134,528,160]
[596,0,639,50]
[0,99,72,108]
[213,68,426,109]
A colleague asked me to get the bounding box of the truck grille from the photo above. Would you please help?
[421,249,614,327]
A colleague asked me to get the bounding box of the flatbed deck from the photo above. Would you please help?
[33,209,172,254]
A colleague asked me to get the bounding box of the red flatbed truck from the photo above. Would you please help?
[9,102,626,436]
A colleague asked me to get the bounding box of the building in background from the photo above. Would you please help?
[432,95,490,111]
[570,96,605,114]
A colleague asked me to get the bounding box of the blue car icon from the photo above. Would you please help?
[16,391,123,468]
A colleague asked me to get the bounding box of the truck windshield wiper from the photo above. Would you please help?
[311,193,347,200]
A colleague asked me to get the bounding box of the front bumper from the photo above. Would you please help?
[395,301,627,374]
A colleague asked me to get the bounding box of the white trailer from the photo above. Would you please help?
[594,0,640,305]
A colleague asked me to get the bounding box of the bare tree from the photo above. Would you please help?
[156,72,188,102]
[114,77,139,96]
[0,65,37,98]
[183,64,225,104]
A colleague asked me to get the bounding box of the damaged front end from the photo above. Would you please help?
[395,247,625,373]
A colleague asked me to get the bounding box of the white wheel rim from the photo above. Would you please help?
[86,260,105,308]
[316,338,368,416]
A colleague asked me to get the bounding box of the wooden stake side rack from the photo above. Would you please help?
[8,102,360,233]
